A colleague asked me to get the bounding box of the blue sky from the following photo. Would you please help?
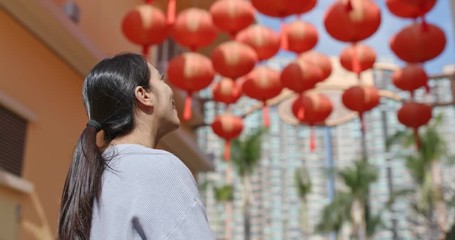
[256,0,455,74]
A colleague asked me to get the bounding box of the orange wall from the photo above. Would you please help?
[0,9,86,239]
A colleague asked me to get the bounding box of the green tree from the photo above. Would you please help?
[231,127,266,240]
[317,160,382,240]
[295,167,312,238]
[387,114,455,240]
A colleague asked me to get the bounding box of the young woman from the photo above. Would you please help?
[58,53,214,240]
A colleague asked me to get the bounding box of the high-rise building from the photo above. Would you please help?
[197,57,455,240]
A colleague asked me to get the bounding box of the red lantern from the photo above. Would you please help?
[291,93,333,151]
[251,0,316,17]
[211,114,244,160]
[212,78,242,106]
[397,102,432,149]
[242,66,283,127]
[342,85,380,132]
[282,21,318,54]
[324,0,381,42]
[167,52,215,120]
[236,25,281,61]
[340,44,376,76]
[386,0,436,19]
[210,0,255,38]
[280,60,323,93]
[390,22,446,63]
[299,52,333,80]
[172,8,218,51]
[392,64,428,96]
[122,4,168,56]
[211,41,258,79]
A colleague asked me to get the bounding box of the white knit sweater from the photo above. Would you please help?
[90,144,215,240]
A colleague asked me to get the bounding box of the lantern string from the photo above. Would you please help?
[167,0,176,25]
[413,127,421,150]
[184,93,193,120]
[420,15,429,32]
[224,140,231,161]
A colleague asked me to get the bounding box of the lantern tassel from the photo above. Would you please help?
[297,105,305,121]
[352,43,361,80]
[346,0,353,11]
[280,19,288,51]
[184,93,192,120]
[424,81,430,94]
[167,0,176,25]
[413,128,421,150]
[310,127,316,152]
[263,102,270,128]
[224,140,231,161]
[142,45,150,59]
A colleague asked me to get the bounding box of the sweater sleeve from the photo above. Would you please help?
[127,152,215,240]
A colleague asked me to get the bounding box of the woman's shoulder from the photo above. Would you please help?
[104,144,188,177]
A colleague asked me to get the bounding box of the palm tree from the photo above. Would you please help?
[295,167,312,238]
[230,127,266,240]
[317,160,382,240]
[387,114,455,239]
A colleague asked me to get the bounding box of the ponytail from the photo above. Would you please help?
[58,124,106,240]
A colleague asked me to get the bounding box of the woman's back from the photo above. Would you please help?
[90,144,214,240]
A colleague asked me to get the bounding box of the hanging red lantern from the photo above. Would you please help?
[211,113,244,160]
[212,78,242,106]
[167,52,215,120]
[251,0,316,18]
[171,8,218,51]
[122,4,169,56]
[280,60,323,93]
[386,0,436,19]
[392,64,428,96]
[299,52,333,80]
[342,85,380,132]
[324,0,381,42]
[211,41,258,79]
[390,22,446,63]
[242,66,283,127]
[282,21,318,54]
[291,93,333,151]
[210,0,255,38]
[236,25,281,61]
[340,43,376,76]
[397,102,432,149]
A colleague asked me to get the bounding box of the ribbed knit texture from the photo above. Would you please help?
[90,144,215,240]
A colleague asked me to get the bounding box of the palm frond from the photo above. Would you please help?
[231,127,267,177]
[316,192,353,234]
[295,168,312,199]
[338,160,379,199]
[214,184,234,203]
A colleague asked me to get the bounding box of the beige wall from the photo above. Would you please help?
[0,8,86,239]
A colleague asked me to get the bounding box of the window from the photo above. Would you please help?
[0,106,27,176]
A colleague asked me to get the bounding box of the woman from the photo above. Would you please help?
[58,53,215,240]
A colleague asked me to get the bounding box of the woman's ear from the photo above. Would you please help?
[134,86,154,107]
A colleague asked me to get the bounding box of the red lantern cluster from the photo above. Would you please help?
[211,114,244,160]
[210,0,255,38]
[211,41,257,79]
[242,66,283,127]
[236,25,281,61]
[342,86,380,133]
[340,44,376,77]
[212,78,242,106]
[291,93,333,151]
[392,64,428,96]
[397,102,432,149]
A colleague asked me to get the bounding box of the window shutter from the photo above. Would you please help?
[0,106,27,176]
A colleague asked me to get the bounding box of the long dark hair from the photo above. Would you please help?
[58,53,151,240]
